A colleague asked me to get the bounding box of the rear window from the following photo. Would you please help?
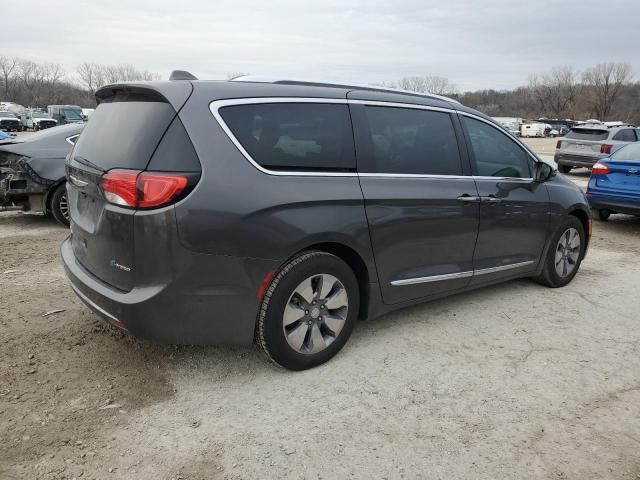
[566,128,609,141]
[72,99,175,171]
[611,143,640,162]
[219,103,355,171]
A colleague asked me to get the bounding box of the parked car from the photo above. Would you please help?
[61,74,591,370]
[81,108,95,120]
[520,123,546,138]
[24,110,57,131]
[0,124,83,224]
[47,105,85,125]
[555,124,639,173]
[0,111,22,132]
[586,143,640,220]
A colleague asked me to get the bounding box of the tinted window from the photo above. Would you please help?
[463,117,531,178]
[219,103,355,171]
[611,143,640,162]
[72,100,176,171]
[360,106,462,175]
[566,128,609,141]
[612,129,637,142]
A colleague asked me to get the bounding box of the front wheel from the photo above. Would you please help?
[534,216,585,288]
[50,184,70,226]
[256,251,359,370]
[558,165,572,174]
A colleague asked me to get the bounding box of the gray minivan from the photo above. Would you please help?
[61,74,591,370]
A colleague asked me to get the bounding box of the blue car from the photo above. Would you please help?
[587,143,640,221]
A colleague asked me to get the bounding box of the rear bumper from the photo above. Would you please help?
[555,153,600,168]
[588,192,640,216]
[61,235,279,345]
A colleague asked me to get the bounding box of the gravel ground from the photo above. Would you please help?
[1,138,640,479]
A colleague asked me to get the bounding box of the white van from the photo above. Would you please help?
[520,123,546,138]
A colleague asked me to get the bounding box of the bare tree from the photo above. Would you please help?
[529,66,581,117]
[0,55,19,99]
[395,75,457,96]
[582,62,633,120]
[17,60,46,104]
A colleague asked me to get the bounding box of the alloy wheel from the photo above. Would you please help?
[282,274,349,354]
[555,227,580,278]
[59,192,70,221]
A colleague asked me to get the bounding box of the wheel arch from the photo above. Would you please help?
[568,207,591,251]
[44,179,66,214]
[301,242,372,321]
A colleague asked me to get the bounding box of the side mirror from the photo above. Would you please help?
[533,162,556,182]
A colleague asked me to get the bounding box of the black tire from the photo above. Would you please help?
[256,250,359,371]
[558,165,572,174]
[597,209,611,221]
[50,184,70,226]
[534,216,585,288]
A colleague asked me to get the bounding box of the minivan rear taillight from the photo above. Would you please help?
[600,144,613,154]
[101,169,189,208]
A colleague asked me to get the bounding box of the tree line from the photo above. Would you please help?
[0,56,159,108]
[1,55,637,123]
[387,63,636,123]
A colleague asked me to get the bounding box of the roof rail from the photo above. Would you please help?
[231,75,461,105]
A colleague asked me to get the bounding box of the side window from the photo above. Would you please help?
[463,116,532,178]
[360,106,462,175]
[218,103,355,171]
[613,129,637,142]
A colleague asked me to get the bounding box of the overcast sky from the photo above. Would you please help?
[2,0,639,91]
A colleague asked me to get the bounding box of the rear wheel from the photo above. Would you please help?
[535,216,585,288]
[558,165,572,174]
[50,184,70,226]
[597,209,611,221]
[256,251,359,370]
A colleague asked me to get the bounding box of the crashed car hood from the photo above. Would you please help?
[1,124,84,181]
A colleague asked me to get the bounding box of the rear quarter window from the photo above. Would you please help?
[612,129,637,142]
[566,128,609,141]
[218,103,355,172]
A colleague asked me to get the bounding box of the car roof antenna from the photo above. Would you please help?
[169,70,198,81]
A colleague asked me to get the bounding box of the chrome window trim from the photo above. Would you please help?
[390,260,535,286]
[65,134,80,145]
[349,99,454,113]
[209,97,356,177]
[209,97,539,179]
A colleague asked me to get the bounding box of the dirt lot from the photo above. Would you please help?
[2,141,640,479]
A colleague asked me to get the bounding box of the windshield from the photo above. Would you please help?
[32,112,48,118]
[62,108,84,121]
[611,143,640,162]
[0,112,17,118]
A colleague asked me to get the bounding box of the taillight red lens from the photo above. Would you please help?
[592,161,611,175]
[600,144,613,154]
[101,169,189,209]
[556,140,562,149]
[137,173,188,208]
[101,170,139,207]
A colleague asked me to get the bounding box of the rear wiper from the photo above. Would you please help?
[72,155,105,173]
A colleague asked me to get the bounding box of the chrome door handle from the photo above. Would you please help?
[482,196,502,204]
[456,195,481,203]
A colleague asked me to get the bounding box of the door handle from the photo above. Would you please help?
[456,194,481,203]
[482,195,502,204]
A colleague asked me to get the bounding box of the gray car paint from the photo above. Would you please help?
[61,79,590,346]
